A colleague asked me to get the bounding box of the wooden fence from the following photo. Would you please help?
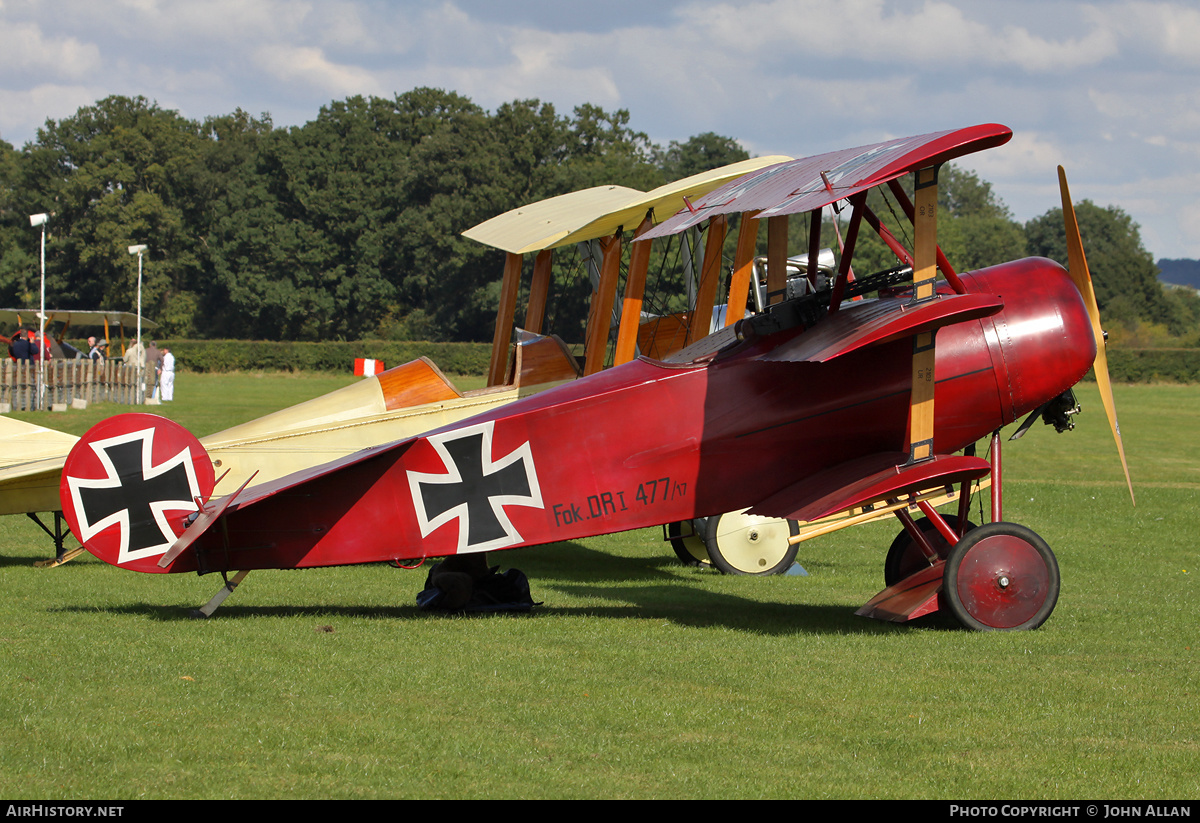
[1,359,143,410]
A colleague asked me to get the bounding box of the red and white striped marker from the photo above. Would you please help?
[354,358,385,377]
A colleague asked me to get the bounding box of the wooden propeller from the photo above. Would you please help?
[1058,166,1135,505]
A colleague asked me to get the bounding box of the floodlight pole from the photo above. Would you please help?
[128,244,148,404]
[29,214,49,410]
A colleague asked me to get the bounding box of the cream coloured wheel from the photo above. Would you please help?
[704,509,799,575]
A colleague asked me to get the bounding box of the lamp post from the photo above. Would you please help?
[29,213,49,410]
[127,244,148,403]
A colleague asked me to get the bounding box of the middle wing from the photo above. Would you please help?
[749,451,992,524]
[755,292,1003,363]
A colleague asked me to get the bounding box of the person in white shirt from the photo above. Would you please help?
[155,347,175,401]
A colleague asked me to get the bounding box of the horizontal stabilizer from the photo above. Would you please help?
[158,471,257,569]
[759,293,1003,364]
[749,452,991,523]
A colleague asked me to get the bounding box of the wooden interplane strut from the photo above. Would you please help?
[487,252,523,387]
[907,165,941,464]
[614,215,655,366]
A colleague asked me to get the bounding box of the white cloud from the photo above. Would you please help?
[0,21,101,79]
[680,0,1117,71]
[253,44,384,97]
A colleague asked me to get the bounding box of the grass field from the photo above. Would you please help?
[0,373,1196,799]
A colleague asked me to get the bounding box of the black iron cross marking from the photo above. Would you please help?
[67,429,201,563]
[407,421,543,551]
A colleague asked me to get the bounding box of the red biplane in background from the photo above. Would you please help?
[59,123,1133,630]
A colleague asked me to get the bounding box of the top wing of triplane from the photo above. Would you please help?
[639,124,1012,241]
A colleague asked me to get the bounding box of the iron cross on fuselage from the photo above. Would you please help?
[407,421,543,552]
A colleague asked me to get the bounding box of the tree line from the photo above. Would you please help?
[0,91,1191,346]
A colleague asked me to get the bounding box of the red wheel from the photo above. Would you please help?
[884,515,975,587]
[942,523,1060,631]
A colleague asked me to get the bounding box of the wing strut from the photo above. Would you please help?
[886,178,967,295]
[724,211,761,328]
[827,191,868,314]
[906,164,941,464]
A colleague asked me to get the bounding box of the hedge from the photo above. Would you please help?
[1098,348,1200,384]
[156,340,492,376]
[82,340,1200,383]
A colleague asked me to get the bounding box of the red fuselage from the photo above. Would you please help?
[168,257,1094,575]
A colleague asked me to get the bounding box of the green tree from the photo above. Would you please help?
[19,96,211,335]
[388,94,664,341]
[554,104,661,192]
[0,138,37,310]
[205,96,409,340]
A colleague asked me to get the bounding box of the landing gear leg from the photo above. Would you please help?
[667,519,710,566]
[30,511,86,568]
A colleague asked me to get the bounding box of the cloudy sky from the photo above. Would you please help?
[2,0,1198,260]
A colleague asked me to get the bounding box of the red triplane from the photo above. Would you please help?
[60,124,1133,630]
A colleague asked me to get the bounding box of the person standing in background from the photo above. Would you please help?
[155,346,175,401]
[31,331,50,361]
[10,329,31,361]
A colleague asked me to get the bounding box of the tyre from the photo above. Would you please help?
[884,515,976,587]
[704,509,799,575]
[942,522,1060,631]
[668,519,710,566]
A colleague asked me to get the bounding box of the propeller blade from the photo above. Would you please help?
[1058,166,1135,505]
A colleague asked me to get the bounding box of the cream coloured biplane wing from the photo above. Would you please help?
[0,417,80,517]
[463,155,792,254]
[464,154,795,382]
[555,155,792,248]
[0,358,523,519]
[461,186,644,255]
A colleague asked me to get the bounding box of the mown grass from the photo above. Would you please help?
[0,377,1196,799]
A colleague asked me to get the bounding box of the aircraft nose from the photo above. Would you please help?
[962,258,1097,423]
